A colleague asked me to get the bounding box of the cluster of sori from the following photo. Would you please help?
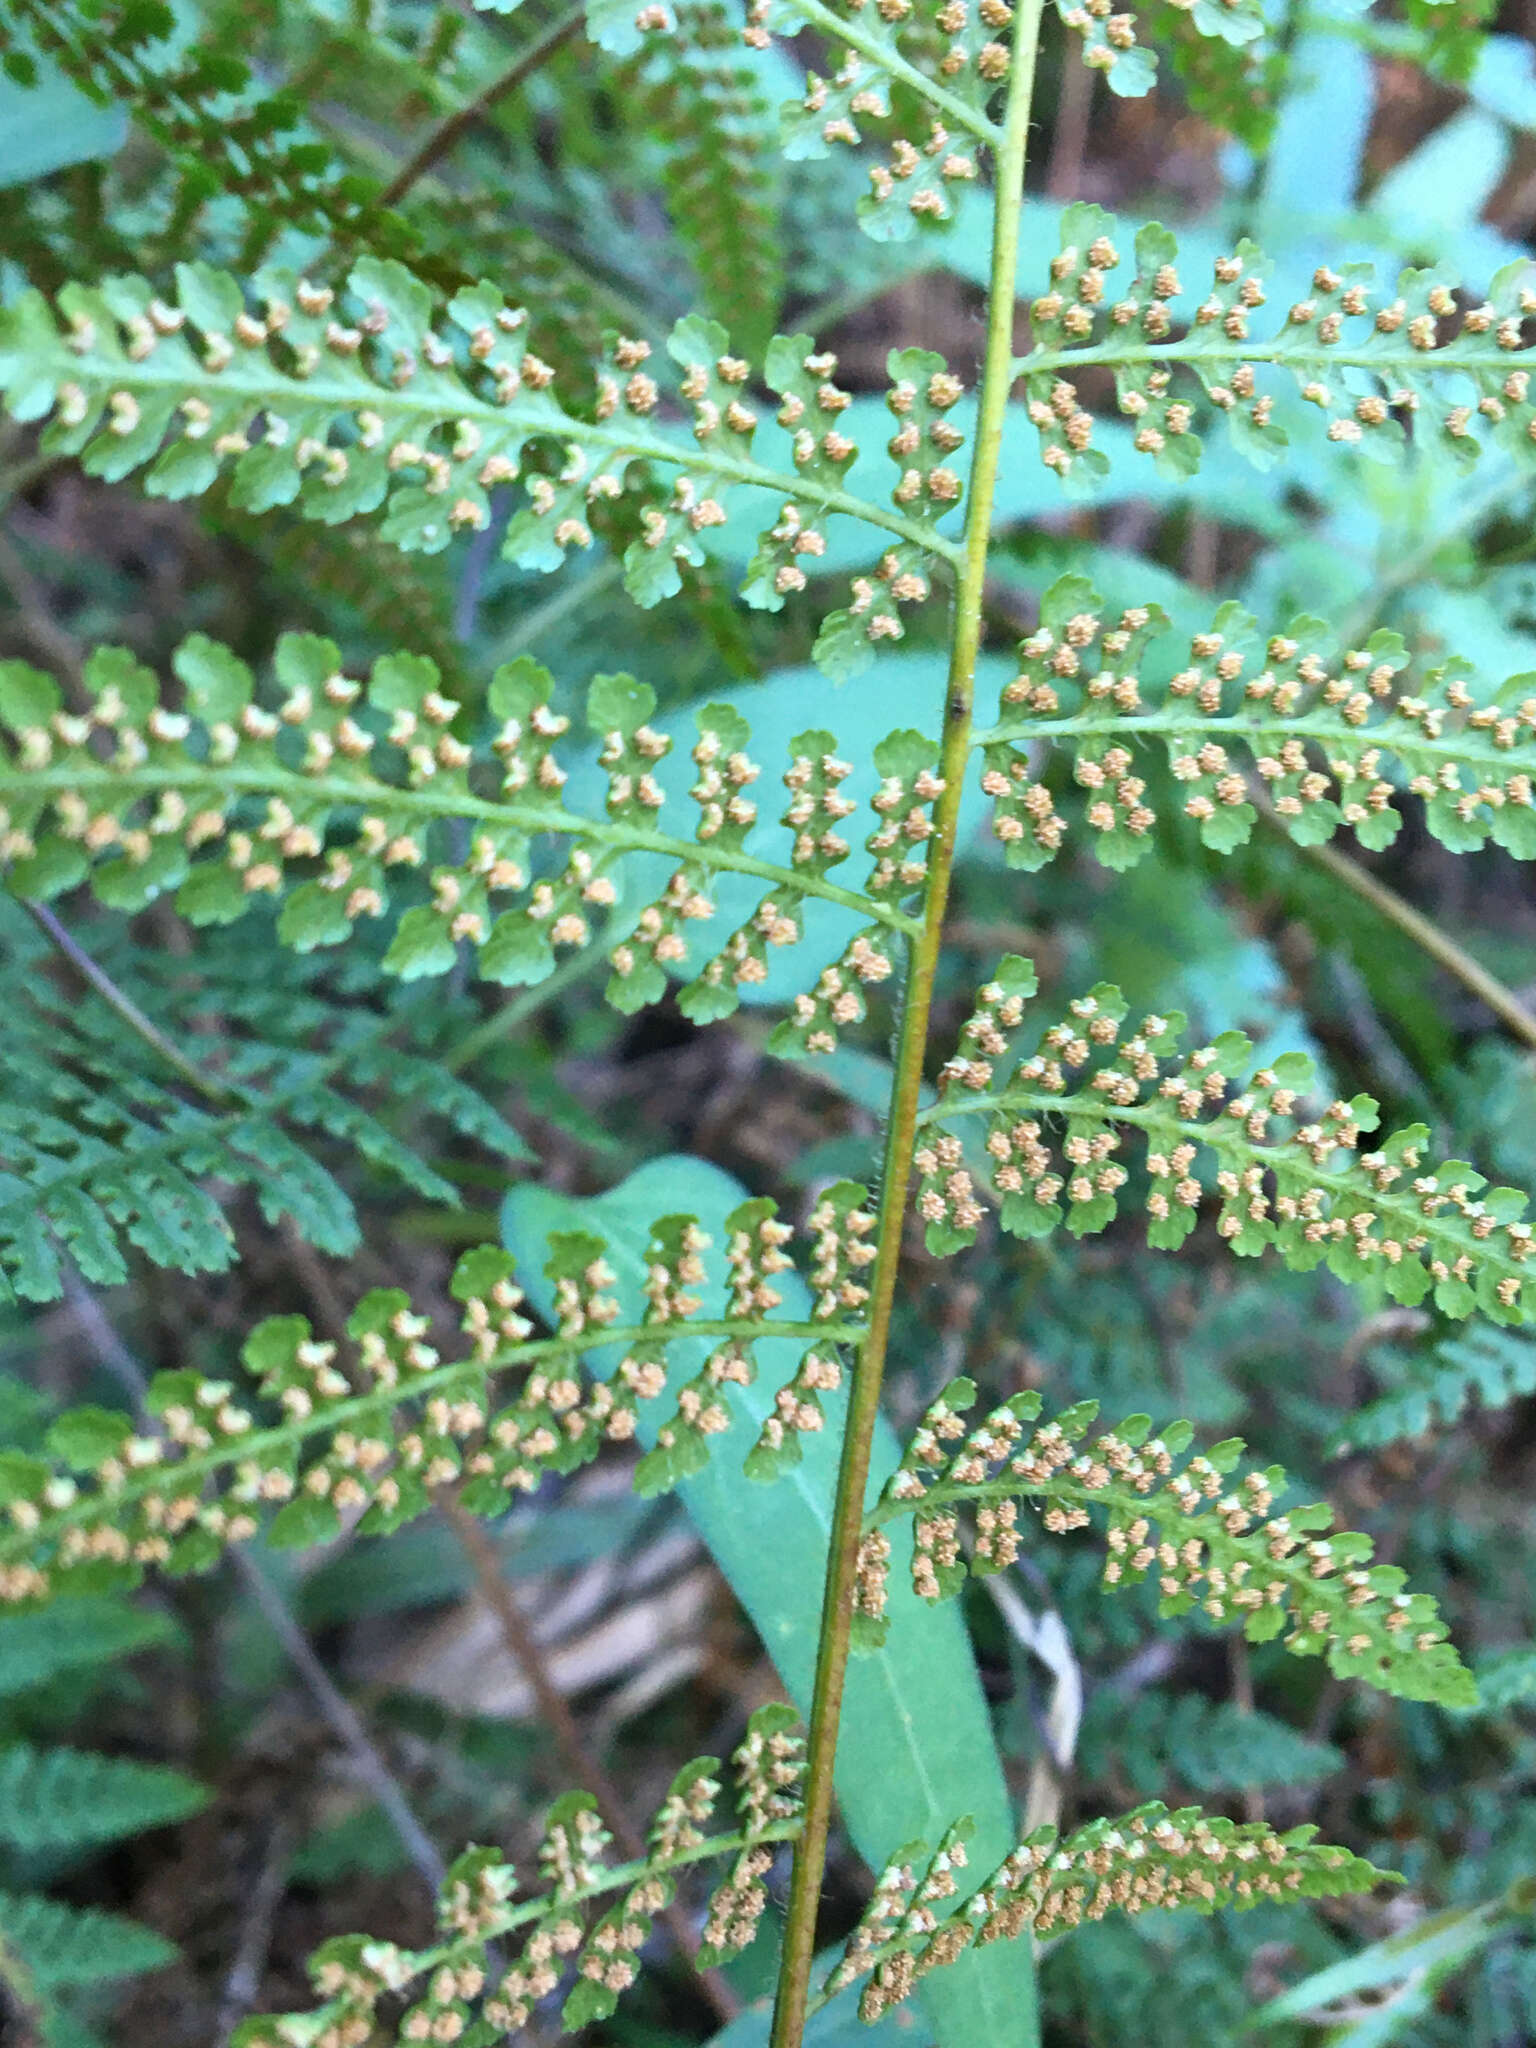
[909,970,1535,1322]
[0,263,967,666]
[230,1708,806,2048]
[974,574,1536,868]
[0,1200,878,1605]
[0,636,948,1042]
[758,0,1014,234]
[614,1186,875,1493]
[1017,203,1536,481]
[852,1381,1475,1704]
[837,1803,1383,2022]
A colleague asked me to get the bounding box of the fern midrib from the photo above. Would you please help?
[35,335,964,565]
[1015,338,1532,381]
[919,1085,1529,1294]
[0,1316,868,1566]
[973,707,1533,765]
[6,764,921,933]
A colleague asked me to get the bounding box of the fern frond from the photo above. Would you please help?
[973,573,1536,868]
[1331,1324,1536,1452]
[855,1380,1475,1705]
[0,1198,871,1604]
[824,1803,1388,2023]
[0,917,527,1302]
[1015,203,1536,485]
[0,637,936,1044]
[0,1591,179,1695]
[637,4,786,356]
[0,0,382,260]
[0,1888,177,1990]
[0,1741,207,1852]
[229,1705,803,2047]
[1151,12,1277,150]
[1077,1689,1343,1797]
[1050,0,1264,104]
[914,959,1536,1327]
[0,259,962,673]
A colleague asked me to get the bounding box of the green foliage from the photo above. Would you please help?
[1016,204,1536,489]
[1077,1688,1342,1797]
[637,4,787,356]
[0,1740,206,1853]
[826,1803,1388,2024]
[0,635,927,1039]
[0,1592,179,1696]
[0,1888,177,1988]
[504,1156,1039,2045]
[0,1199,867,1604]
[917,968,1536,1327]
[976,573,1536,868]
[0,261,959,675]
[857,1380,1475,1705]
[1333,1324,1536,1451]
[1,2,1533,2044]
[0,910,527,1301]
[229,1704,805,2048]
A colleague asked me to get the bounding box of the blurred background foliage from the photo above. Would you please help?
[4,0,1536,2041]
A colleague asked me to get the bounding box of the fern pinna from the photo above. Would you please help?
[1,0,1534,2044]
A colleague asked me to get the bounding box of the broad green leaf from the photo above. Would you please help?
[0,66,125,188]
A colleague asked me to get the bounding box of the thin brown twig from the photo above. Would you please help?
[22,897,242,1105]
[1259,808,1536,1052]
[0,527,86,687]
[435,1493,742,2027]
[213,1814,298,2047]
[370,5,587,216]
[62,1277,448,1899]
[1044,50,1094,199]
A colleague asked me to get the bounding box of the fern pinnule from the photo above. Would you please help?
[1019,204,1536,485]
[855,1380,1475,1705]
[0,1203,872,1605]
[0,1740,207,1854]
[916,963,1536,1326]
[1,0,381,263]
[977,573,1536,869]
[227,1704,804,2047]
[760,0,1006,240]
[0,261,962,671]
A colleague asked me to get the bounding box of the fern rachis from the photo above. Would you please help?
[1,1,1533,2044]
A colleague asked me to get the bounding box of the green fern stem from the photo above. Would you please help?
[0,1318,865,1578]
[767,11,1045,2046]
[3,763,921,938]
